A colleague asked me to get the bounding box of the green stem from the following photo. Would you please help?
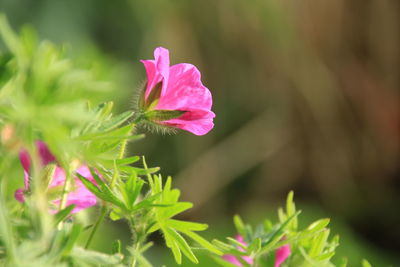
[58,168,72,211]
[85,126,133,248]
[57,167,72,229]
[85,205,107,248]
[130,242,141,267]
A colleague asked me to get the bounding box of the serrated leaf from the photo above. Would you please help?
[158,202,193,220]
[165,227,198,264]
[164,229,182,264]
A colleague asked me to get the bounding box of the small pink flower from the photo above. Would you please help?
[140,47,215,136]
[222,235,254,266]
[15,141,97,213]
[275,244,290,267]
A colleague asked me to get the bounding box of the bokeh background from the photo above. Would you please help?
[1,0,399,266]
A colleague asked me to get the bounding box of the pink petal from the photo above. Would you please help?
[36,141,56,165]
[50,165,97,213]
[275,244,291,267]
[163,109,215,136]
[141,47,170,100]
[155,63,214,135]
[156,63,212,111]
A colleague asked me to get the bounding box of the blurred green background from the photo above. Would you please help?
[1,0,399,266]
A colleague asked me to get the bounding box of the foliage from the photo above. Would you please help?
[0,14,377,267]
[212,192,373,267]
[0,15,219,266]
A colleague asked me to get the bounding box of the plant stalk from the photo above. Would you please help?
[85,126,132,248]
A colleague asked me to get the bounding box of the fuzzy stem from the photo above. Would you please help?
[130,242,141,267]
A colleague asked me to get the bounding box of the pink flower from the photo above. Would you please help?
[15,141,97,213]
[275,244,290,267]
[222,235,254,266]
[140,47,215,136]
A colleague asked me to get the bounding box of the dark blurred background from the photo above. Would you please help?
[1,0,399,266]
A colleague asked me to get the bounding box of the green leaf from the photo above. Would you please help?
[166,219,208,232]
[61,223,83,256]
[226,237,247,251]
[260,211,301,254]
[308,229,330,257]
[98,111,134,132]
[158,202,193,221]
[248,237,262,253]
[115,156,140,165]
[54,204,76,226]
[180,230,222,255]
[164,229,182,264]
[306,218,330,232]
[76,173,125,208]
[286,190,297,230]
[233,215,245,236]
[165,227,198,264]
[119,165,160,176]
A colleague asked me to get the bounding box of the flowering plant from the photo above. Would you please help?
[0,15,374,267]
